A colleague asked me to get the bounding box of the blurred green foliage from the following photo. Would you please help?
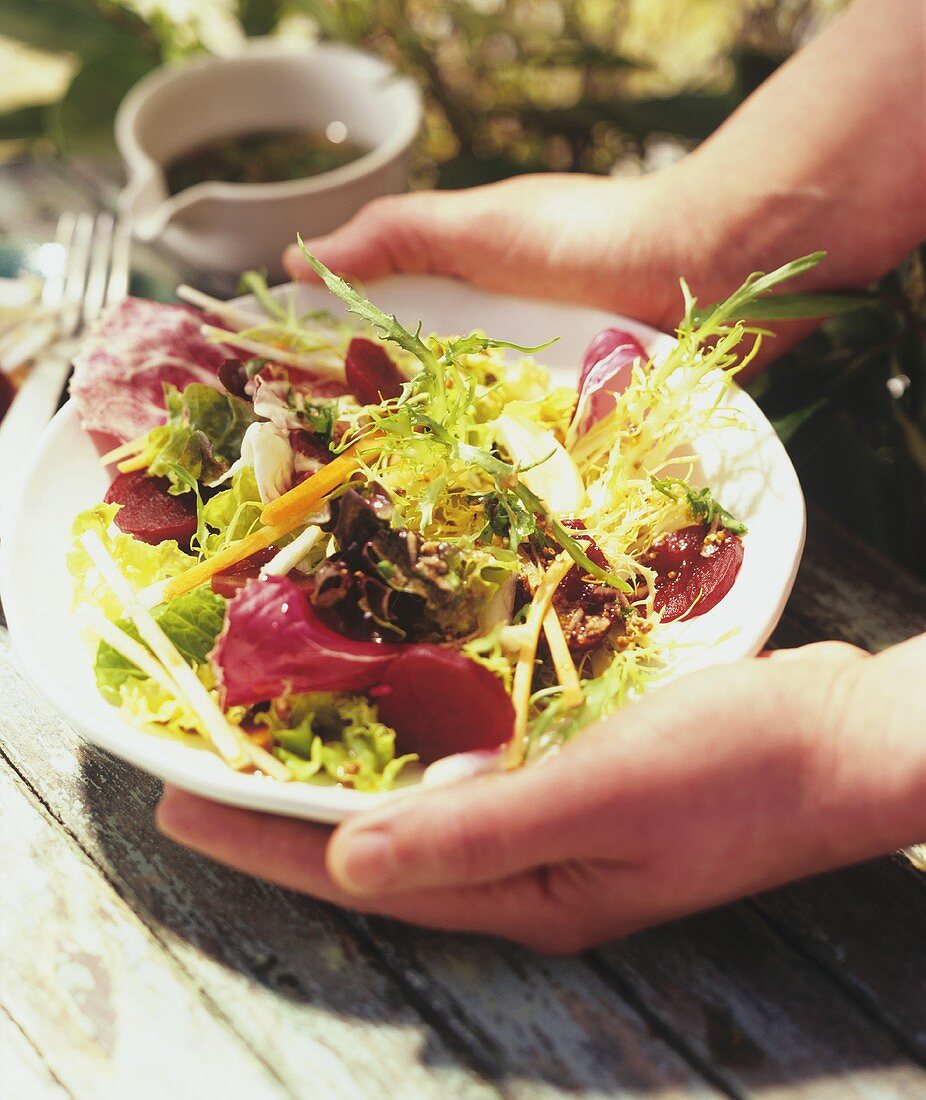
[0,0,923,575]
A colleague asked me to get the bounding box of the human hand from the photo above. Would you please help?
[284,172,708,335]
[158,637,926,953]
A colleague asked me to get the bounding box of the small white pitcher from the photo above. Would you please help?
[115,42,422,279]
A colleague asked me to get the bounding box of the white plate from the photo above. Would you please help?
[0,277,805,823]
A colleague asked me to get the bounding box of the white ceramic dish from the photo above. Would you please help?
[116,42,422,278]
[0,277,805,823]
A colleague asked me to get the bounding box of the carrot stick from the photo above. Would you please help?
[163,520,294,600]
[163,436,382,601]
[260,436,382,527]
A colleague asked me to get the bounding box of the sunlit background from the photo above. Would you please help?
[1,0,924,576]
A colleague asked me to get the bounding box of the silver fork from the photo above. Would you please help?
[0,212,131,536]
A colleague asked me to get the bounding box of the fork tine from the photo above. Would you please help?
[105,218,132,307]
[82,213,115,328]
[40,212,75,310]
[60,212,94,338]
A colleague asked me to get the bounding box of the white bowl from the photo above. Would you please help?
[116,42,422,278]
[0,278,805,823]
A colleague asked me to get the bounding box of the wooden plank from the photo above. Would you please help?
[0,1004,73,1100]
[578,512,926,1095]
[754,860,926,1062]
[0,765,291,1100]
[787,509,926,651]
[346,916,721,1099]
[591,904,926,1099]
[0,630,720,1099]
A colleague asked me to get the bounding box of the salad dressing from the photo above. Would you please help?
[165,128,368,194]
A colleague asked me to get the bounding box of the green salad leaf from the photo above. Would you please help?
[200,465,264,555]
[259,692,416,792]
[94,586,227,703]
[651,476,748,535]
[136,383,256,493]
[68,503,194,620]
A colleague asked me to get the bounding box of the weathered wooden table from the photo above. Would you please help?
[2,161,926,1100]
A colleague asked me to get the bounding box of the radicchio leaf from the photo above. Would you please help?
[213,575,401,707]
[70,298,231,445]
[573,327,647,435]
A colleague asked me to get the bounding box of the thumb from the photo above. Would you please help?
[326,751,599,896]
[283,190,473,283]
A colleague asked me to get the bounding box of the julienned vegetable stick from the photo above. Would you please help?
[163,439,375,599]
[78,605,178,687]
[542,610,584,710]
[117,453,151,474]
[236,732,294,782]
[261,525,324,577]
[508,555,574,769]
[80,530,248,769]
[201,324,345,381]
[260,442,378,527]
[164,519,295,600]
[99,434,149,466]
[176,284,261,331]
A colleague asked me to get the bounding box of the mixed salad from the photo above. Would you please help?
[66,246,817,791]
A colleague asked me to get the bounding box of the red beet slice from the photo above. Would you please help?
[291,429,333,464]
[105,470,198,546]
[649,524,744,622]
[345,338,403,406]
[211,546,279,597]
[0,372,14,422]
[374,646,515,763]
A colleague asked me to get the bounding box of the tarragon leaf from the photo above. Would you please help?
[651,476,747,535]
[296,237,438,370]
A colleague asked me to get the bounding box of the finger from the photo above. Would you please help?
[325,738,624,896]
[765,640,868,663]
[283,191,474,283]
[156,786,599,950]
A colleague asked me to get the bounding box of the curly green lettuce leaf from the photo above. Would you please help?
[651,476,748,535]
[114,677,210,737]
[94,586,227,704]
[259,692,416,792]
[111,672,247,745]
[527,633,664,756]
[200,465,264,555]
[136,383,257,493]
[68,503,194,619]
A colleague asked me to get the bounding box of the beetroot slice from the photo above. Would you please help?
[105,470,198,546]
[345,338,403,406]
[650,525,744,622]
[374,646,515,763]
[291,429,333,464]
[211,546,279,598]
[211,549,316,598]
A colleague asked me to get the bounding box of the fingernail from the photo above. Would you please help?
[335,827,396,893]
